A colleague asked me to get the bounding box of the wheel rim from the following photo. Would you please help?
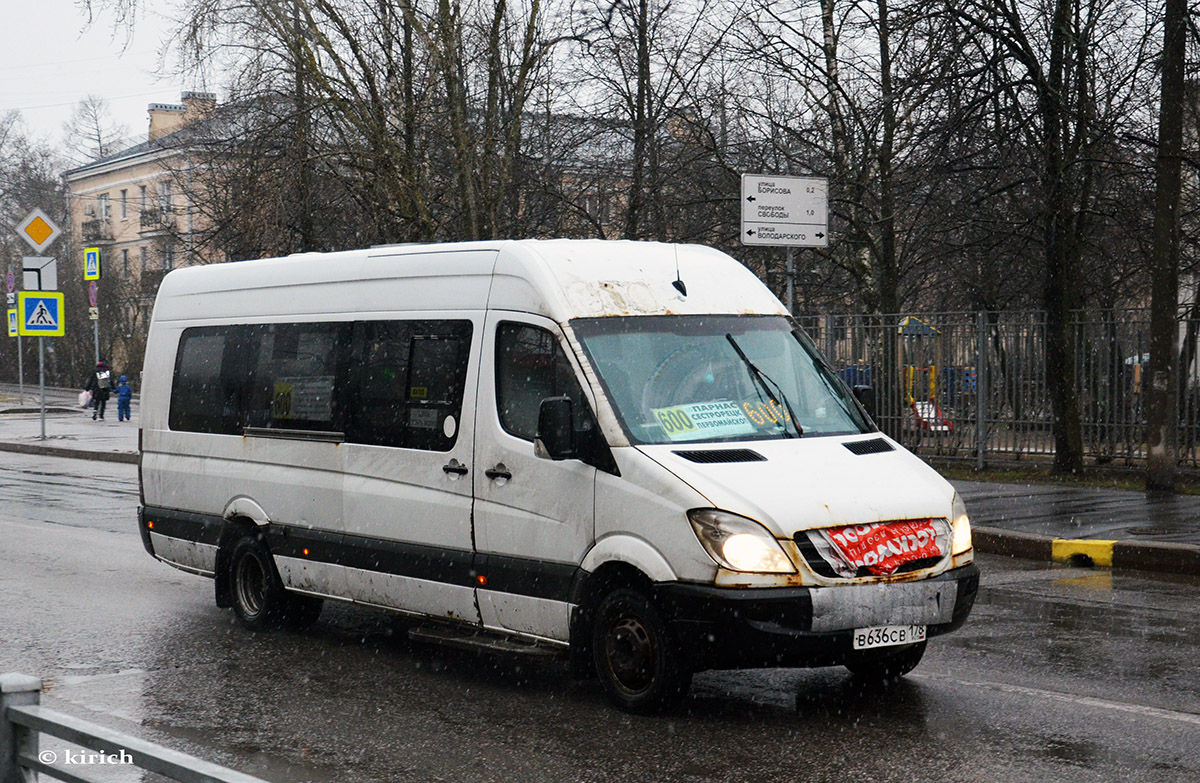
[603,613,657,694]
[234,553,266,618]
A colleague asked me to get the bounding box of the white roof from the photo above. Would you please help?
[152,239,787,324]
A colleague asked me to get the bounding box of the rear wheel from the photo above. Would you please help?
[844,641,926,681]
[229,535,321,631]
[592,588,691,714]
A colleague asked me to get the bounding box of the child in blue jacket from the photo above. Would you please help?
[116,375,133,422]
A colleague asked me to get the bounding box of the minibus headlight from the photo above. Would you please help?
[951,493,973,556]
[687,509,796,574]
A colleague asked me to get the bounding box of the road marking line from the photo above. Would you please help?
[918,674,1200,726]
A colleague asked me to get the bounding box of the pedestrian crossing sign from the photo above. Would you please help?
[6,309,15,337]
[84,247,101,281]
[17,291,64,337]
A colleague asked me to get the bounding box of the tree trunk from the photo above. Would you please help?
[1145,0,1187,491]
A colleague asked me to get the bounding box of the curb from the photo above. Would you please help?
[974,526,1200,577]
[0,441,138,465]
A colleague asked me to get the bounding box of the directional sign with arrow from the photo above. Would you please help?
[740,174,829,248]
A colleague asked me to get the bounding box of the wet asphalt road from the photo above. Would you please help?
[2,451,1199,782]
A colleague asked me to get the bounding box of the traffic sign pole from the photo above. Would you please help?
[7,266,21,402]
[38,338,45,440]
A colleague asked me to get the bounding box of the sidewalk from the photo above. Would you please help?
[2,391,1198,576]
[0,386,139,464]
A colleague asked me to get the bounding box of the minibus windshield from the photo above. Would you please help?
[572,315,872,445]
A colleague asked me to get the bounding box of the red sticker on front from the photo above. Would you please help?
[821,519,943,575]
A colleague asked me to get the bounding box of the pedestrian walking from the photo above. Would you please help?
[116,375,133,422]
[84,360,114,420]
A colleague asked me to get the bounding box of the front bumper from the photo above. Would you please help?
[654,563,979,671]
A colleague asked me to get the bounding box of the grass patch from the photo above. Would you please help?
[928,460,1200,495]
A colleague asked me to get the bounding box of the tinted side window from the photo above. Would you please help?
[249,323,347,432]
[170,327,239,434]
[347,320,472,451]
[171,323,348,434]
[496,323,588,441]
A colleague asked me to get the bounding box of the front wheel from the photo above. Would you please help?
[592,588,692,714]
[844,641,926,681]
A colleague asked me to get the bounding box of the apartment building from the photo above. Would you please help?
[63,92,221,372]
[64,92,219,307]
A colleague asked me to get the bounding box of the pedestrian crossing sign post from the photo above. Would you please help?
[17,292,64,337]
[6,309,16,337]
[84,247,101,281]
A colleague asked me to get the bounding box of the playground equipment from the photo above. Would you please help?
[905,365,954,433]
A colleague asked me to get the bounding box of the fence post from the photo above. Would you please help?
[0,673,41,783]
[976,311,988,470]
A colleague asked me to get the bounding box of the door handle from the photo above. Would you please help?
[484,465,512,481]
[442,460,469,476]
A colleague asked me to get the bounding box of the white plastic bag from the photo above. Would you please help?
[78,390,92,408]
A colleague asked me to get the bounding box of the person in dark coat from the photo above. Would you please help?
[85,360,114,420]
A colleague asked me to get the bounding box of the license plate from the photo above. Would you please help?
[852,625,926,650]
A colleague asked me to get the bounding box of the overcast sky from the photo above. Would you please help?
[1,0,199,150]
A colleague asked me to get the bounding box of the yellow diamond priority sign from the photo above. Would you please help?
[16,208,61,253]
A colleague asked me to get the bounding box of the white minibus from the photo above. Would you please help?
[138,239,977,713]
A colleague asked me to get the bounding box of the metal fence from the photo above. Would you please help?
[798,310,1200,471]
[2,672,267,783]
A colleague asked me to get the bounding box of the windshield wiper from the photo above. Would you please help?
[725,334,803,437]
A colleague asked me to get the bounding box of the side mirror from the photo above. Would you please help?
[852,385,877,421]
[534,396,577,460]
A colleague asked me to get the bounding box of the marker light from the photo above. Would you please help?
[688,509,795,574]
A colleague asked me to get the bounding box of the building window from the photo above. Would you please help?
[158,181,173,214]
[120,190,128,220]
[98,194,110,221]
[139,246,148,272]
[122,249,130,275]
[162,245,175,271]
[139,185,148,213]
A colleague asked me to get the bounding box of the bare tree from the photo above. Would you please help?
[62,95,132,164]
[948,0,1157,474]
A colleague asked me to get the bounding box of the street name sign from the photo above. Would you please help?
[17,292,65,337]
[16,208,61,253]
[740,174,829,248]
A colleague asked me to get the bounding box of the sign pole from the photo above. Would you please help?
[785,247,795,316]
[38,337,45,440]
[18,334,24,403]
[93,319,99,365]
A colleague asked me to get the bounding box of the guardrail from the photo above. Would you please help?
[1,673,268,783]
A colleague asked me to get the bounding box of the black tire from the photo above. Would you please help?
[844,641,927,681]
[591,588,692,714]
[229,535,301,631]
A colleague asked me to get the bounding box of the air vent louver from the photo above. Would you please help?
[843,438,895,455]
[673,449,766,464]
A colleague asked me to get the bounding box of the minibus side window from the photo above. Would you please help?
[496,323,590,442]
[345,320,472,451]
[170,326,240,433]
[249,323,348,432]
